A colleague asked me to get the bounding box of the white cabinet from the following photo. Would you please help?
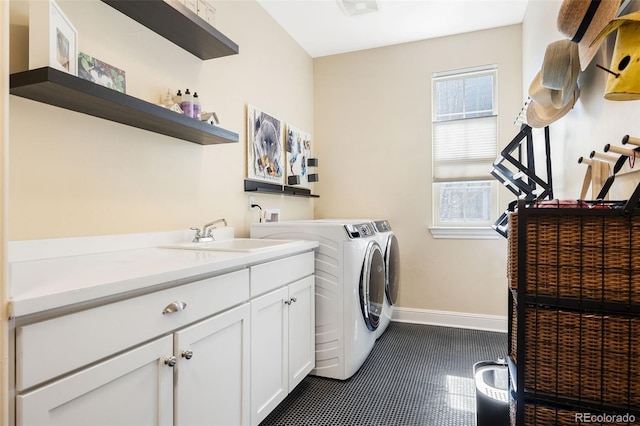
[17,335,174,426]
[14,269,251,426]
[250,275,315,426]
[287,276,315,390]
[174,303,250,426]
[11,249,317,426]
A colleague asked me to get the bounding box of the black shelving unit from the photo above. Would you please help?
[244,179,319,198]
[508,200,640,425]
[10,67,239,146]
[101,0,239,60]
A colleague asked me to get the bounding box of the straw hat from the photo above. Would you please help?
[590,11,640,100]
[526,70,580,128]
[540,39,580,108]
[557,0,621,71]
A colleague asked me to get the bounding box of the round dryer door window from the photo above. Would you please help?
[360,241,385,331]
[385,234,400,305]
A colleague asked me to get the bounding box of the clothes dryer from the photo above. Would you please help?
[251,220,385,380]
[371,219,400,339]
[310,218,400,339]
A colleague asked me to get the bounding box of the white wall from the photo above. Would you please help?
[523,0,640,200]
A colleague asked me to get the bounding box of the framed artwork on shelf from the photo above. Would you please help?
[29,0,78,76]
[247,104,284,185]
[285,124,312,188]
[78,52,126,93]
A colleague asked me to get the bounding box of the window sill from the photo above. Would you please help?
[429,226,499,240]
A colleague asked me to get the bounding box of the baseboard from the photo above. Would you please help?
[392,307,507,333]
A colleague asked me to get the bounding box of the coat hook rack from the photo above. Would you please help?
[590,151,618,162]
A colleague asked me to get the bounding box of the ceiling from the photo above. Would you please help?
[256,0,531,58]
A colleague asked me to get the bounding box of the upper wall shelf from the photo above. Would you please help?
[101,0,239,60]
[10,67,239,146]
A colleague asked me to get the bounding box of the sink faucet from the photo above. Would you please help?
[191,218,227,242]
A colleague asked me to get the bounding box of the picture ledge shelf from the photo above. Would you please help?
[9,67,239,146]
[244,180,320,198]
[101,0,238,60]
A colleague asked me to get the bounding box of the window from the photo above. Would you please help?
[431,65,498,231]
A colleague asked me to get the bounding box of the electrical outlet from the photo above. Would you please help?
[248,195,255,211]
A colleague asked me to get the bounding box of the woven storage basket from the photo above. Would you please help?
[511,302,640,407]
[507,211,640,303]
[520,403,588,426]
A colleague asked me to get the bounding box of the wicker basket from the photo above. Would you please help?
[507,211,640,303]
[519,403,591,426]
[510,302,640,407]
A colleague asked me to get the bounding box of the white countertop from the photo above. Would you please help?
[8,229,318,318]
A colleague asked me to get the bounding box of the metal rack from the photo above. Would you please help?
[508,199,640,425]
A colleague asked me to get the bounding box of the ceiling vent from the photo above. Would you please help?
[337,0,380,17]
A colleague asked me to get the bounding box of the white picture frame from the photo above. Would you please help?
[29,0,78,75]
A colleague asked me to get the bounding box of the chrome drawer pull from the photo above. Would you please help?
[164,356,177,367]
[182,349,194,360]
[162,301,187,314]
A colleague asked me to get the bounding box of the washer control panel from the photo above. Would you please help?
[372,220,391,232]
[344,223,375,239]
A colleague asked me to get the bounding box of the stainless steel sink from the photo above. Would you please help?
[161,238,300,252]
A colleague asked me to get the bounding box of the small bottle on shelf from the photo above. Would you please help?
[173,89,182,105]
[181,89,193,118]
[193,92,201,120]
[162,89,173,107]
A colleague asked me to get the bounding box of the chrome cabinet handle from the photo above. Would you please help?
[182,349,194,360]
[163,301,187,315]
[164,356,177,367]
[290,297,297,303]
[284,297,297,305]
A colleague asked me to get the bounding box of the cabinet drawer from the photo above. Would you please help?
[16,269,249,391]
[250,252,314,297]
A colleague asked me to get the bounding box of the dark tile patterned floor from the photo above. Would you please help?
[260,322,507,426]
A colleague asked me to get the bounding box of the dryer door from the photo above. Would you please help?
[359,241,385,331]
[384,234,400,305]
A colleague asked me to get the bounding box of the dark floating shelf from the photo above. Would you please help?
[101,0,239,60]
[244,179,319,198]
[10,67,239,146]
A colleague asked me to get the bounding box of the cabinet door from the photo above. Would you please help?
[16,336,174,426]
[288,275,315,391]
[250,286,289,426]
[174,303,250,426]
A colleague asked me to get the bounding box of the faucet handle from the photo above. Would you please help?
[190,227,202,242]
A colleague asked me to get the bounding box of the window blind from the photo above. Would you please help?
[432,115,497,182]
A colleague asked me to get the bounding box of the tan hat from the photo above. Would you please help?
[590,11,640,100]
[540,39,580,108]
[527,70,580,128]
[557,0,621,71]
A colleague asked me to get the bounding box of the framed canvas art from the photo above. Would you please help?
[247,105,284,184]
[29,0,78,75]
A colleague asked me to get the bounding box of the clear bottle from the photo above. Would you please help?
[193,92,201,120]
[181,89,193,117]
[162,89,173,107]
[173,89,182,105]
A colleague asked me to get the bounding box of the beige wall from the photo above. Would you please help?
[1,1,9,423]
[8,0,315,241]
[313,25,523,317]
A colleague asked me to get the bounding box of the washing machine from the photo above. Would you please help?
[310,218,400,339]
[371,219,400,339]
[251,220,385,380]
